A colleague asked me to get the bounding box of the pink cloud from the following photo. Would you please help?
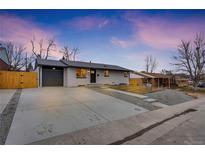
[0,14,61,58]
[111,13,205,49]
[110,37,135,48]
[135,18,199,49]
[69,16,109,30]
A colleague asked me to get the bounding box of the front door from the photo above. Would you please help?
[90,69,96,83]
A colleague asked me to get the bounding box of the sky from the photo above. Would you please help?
[1,9,205,72]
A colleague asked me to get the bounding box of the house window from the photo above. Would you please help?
[76,68,87,78]
[104,70,109,77]
[124,72,128,77]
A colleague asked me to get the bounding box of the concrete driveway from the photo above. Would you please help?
[5,87,147,144]
[0,89,16,113]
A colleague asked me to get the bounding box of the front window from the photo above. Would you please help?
[124,72,128,77]
[104,70,109,77]
[76,68,87,78]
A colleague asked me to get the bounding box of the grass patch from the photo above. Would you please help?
[178,86,205,99]
[179,86,205,93]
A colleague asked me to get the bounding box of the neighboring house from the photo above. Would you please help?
[130,72,175,88]
[174,74,190,87]
[35,59,131,87]
[0,47,9,70]
[129,72,145,87]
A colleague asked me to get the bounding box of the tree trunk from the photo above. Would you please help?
[193,81,198,91]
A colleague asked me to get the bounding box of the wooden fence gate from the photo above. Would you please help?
[0,71,38,89]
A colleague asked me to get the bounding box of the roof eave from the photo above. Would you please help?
[66,65,130,71]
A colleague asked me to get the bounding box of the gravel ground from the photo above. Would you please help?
[89,87,160,111]
[146,89,194,106]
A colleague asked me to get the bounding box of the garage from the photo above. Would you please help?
[35,59,67,87]
[42,66,64,86]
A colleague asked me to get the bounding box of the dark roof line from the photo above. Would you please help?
[36,58,131,71]
[36,59,67,67]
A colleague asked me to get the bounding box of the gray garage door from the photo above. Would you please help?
[42,66,63,86]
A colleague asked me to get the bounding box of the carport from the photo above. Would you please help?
[36,59,67,87]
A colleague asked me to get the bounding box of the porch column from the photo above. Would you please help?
[158,78,159,88]
[39,67,42,87]
[168,78,171,88]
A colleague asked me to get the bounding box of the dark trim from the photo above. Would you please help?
[37,64,67,68]
[68,66,130,72]
[42,66,64,70]
[90,68,96,83]
[76,77,87,79]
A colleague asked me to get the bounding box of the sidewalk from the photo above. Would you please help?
[31,97,205,145]
[151,104,205,144]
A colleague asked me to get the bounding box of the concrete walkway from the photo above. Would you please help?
[31,96,205,145]
[5,87,147,144]
[151,104,205,144]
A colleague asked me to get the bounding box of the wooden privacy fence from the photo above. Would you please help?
[129,78,144,86]
[0,71,38,89]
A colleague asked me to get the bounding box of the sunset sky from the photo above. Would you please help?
[0,10,205,71]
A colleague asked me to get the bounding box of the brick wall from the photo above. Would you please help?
[0,59,9,70]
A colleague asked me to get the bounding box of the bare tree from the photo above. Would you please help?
[60,46,73,61]
[3,42,27,70]
[60,46,79,61]
[145,55,158,73]
[24,52,35,71]
[27,62,33,71]
[30,37,56,59]
[173,33,205,89]
[72,47,79,61]
[161,69,172,75]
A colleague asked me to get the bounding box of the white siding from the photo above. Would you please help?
[66,67,90,87]
[63,68,67,86]
[130,73,144,79]
[96,69,129,85]
[38,66,130,87]
[36,66,42,87]
[65,67,129,87]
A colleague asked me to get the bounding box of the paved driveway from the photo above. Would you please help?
[5,87,147,144]
[0,89,16,113]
